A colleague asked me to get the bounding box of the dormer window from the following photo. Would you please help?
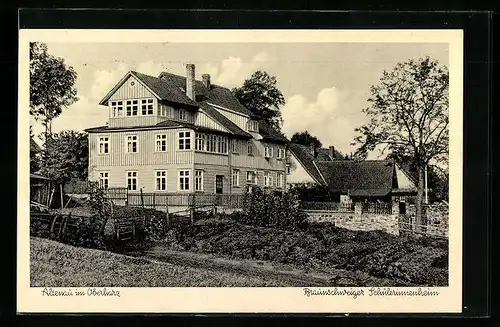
[247,120,259,132]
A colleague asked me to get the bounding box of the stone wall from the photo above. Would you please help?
[305,208,400,236]
[405,203,449,237]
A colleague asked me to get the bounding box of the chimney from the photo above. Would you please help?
[202,74,211,89]
[329,146,335,160]
[186,64,195,100]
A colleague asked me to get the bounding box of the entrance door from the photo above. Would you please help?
[215,175,224,194]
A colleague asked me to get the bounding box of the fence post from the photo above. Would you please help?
[140,188,144,208]
[166,204,170,228]
[132,221,136,238]
[153,193,156,209]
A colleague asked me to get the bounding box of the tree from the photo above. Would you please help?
[30,42,78,143]
[30,125,42,173]
[39,130,89,184]
[291,131,323,149]
[352,57,449,227]
[232,71,285,131]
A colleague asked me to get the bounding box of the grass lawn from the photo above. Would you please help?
[30,237,296,287]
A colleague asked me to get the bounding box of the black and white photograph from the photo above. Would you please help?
[19,29,463,313]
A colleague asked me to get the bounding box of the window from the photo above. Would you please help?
[232,169,240,187]
[264,146,273,158]
[178,131,191,150]
[126,100,139,116]
[126,135,138,153]
[156,170,167,191]
[111,101,123,117]
[99,172,109,189]
[156,134,167,152]
[276,172,284,188]
[179,109,187,121]
[286,165,291,175]
[277,148,285,159]
[195,170,203,191]
[141,99,154,115]
[247,120,259,132]
[264,172,272,187]
[99,137,109,154]
[179,170,190,191]
[231,140,238,153]
[194,133,228,154]
[247,141,253,155]
[195,133,206,151]
[246,171,257,185]
[127,171,137,191]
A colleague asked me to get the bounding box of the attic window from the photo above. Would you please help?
[130,81,135,86]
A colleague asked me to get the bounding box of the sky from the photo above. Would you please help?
[30,42,449,157]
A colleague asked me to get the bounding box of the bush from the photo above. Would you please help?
[238,186,309,231]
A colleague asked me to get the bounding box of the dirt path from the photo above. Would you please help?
[129,245,400,287]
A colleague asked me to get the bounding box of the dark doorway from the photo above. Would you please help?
[215,175,224,194]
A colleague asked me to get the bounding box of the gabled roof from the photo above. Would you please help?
[200,104,252,138]
[288,143,327,185]
[259,120,289,143]
[315,160,396,196]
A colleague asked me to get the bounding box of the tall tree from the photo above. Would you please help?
[39,131,89,184]
[232,71,285,131]
[352,57,449,227]
[29,42,78,144]
[290,131,323,149]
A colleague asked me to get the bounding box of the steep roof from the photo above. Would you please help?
[200,104,252,138]
[288,143,327,185]
[315,160,396,196]
[259,120,289,143]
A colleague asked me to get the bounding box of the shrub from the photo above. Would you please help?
[238,186,309,231]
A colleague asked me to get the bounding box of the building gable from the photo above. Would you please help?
[108,75,158,102]
[395,164,417,189]
[286,152,321,185]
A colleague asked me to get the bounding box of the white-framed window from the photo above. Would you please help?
[178,170,190,191]
[264,171,272,187]
[277,148,285,159]
[99,136,109,154]
[231,140,238,153]
[141,99,154,115]
[158,104,168,117]
[246,171,257,185]
[110,101,123,117]
[156,170,167,191]
[195,170,204,191]
[126,100,139,116]
[232,169,240,187]
[264,146,273,158]
[247,141,253,155]
[179,109,187,121]
[276,172,284,188]
[286,165,292,175]
[127,171,137,191]
[194,133,228,154]
[156,134,167,152]
[99,172,109,189]
[178,131,191,150]
[247,120,259,132]
[126,135,138,153]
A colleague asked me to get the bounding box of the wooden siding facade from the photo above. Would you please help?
[109,75,156,101]
[211,105,249,131]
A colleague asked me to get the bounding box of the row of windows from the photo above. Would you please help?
[99,169,203,192]
[98,132,192,154]
[98,133,286,158]
[110,99,154,117]
[231,169,284,188]
[110,99,190,121]
[98,169,284,191]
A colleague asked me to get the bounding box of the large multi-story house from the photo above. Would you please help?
[85,64,288,195]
